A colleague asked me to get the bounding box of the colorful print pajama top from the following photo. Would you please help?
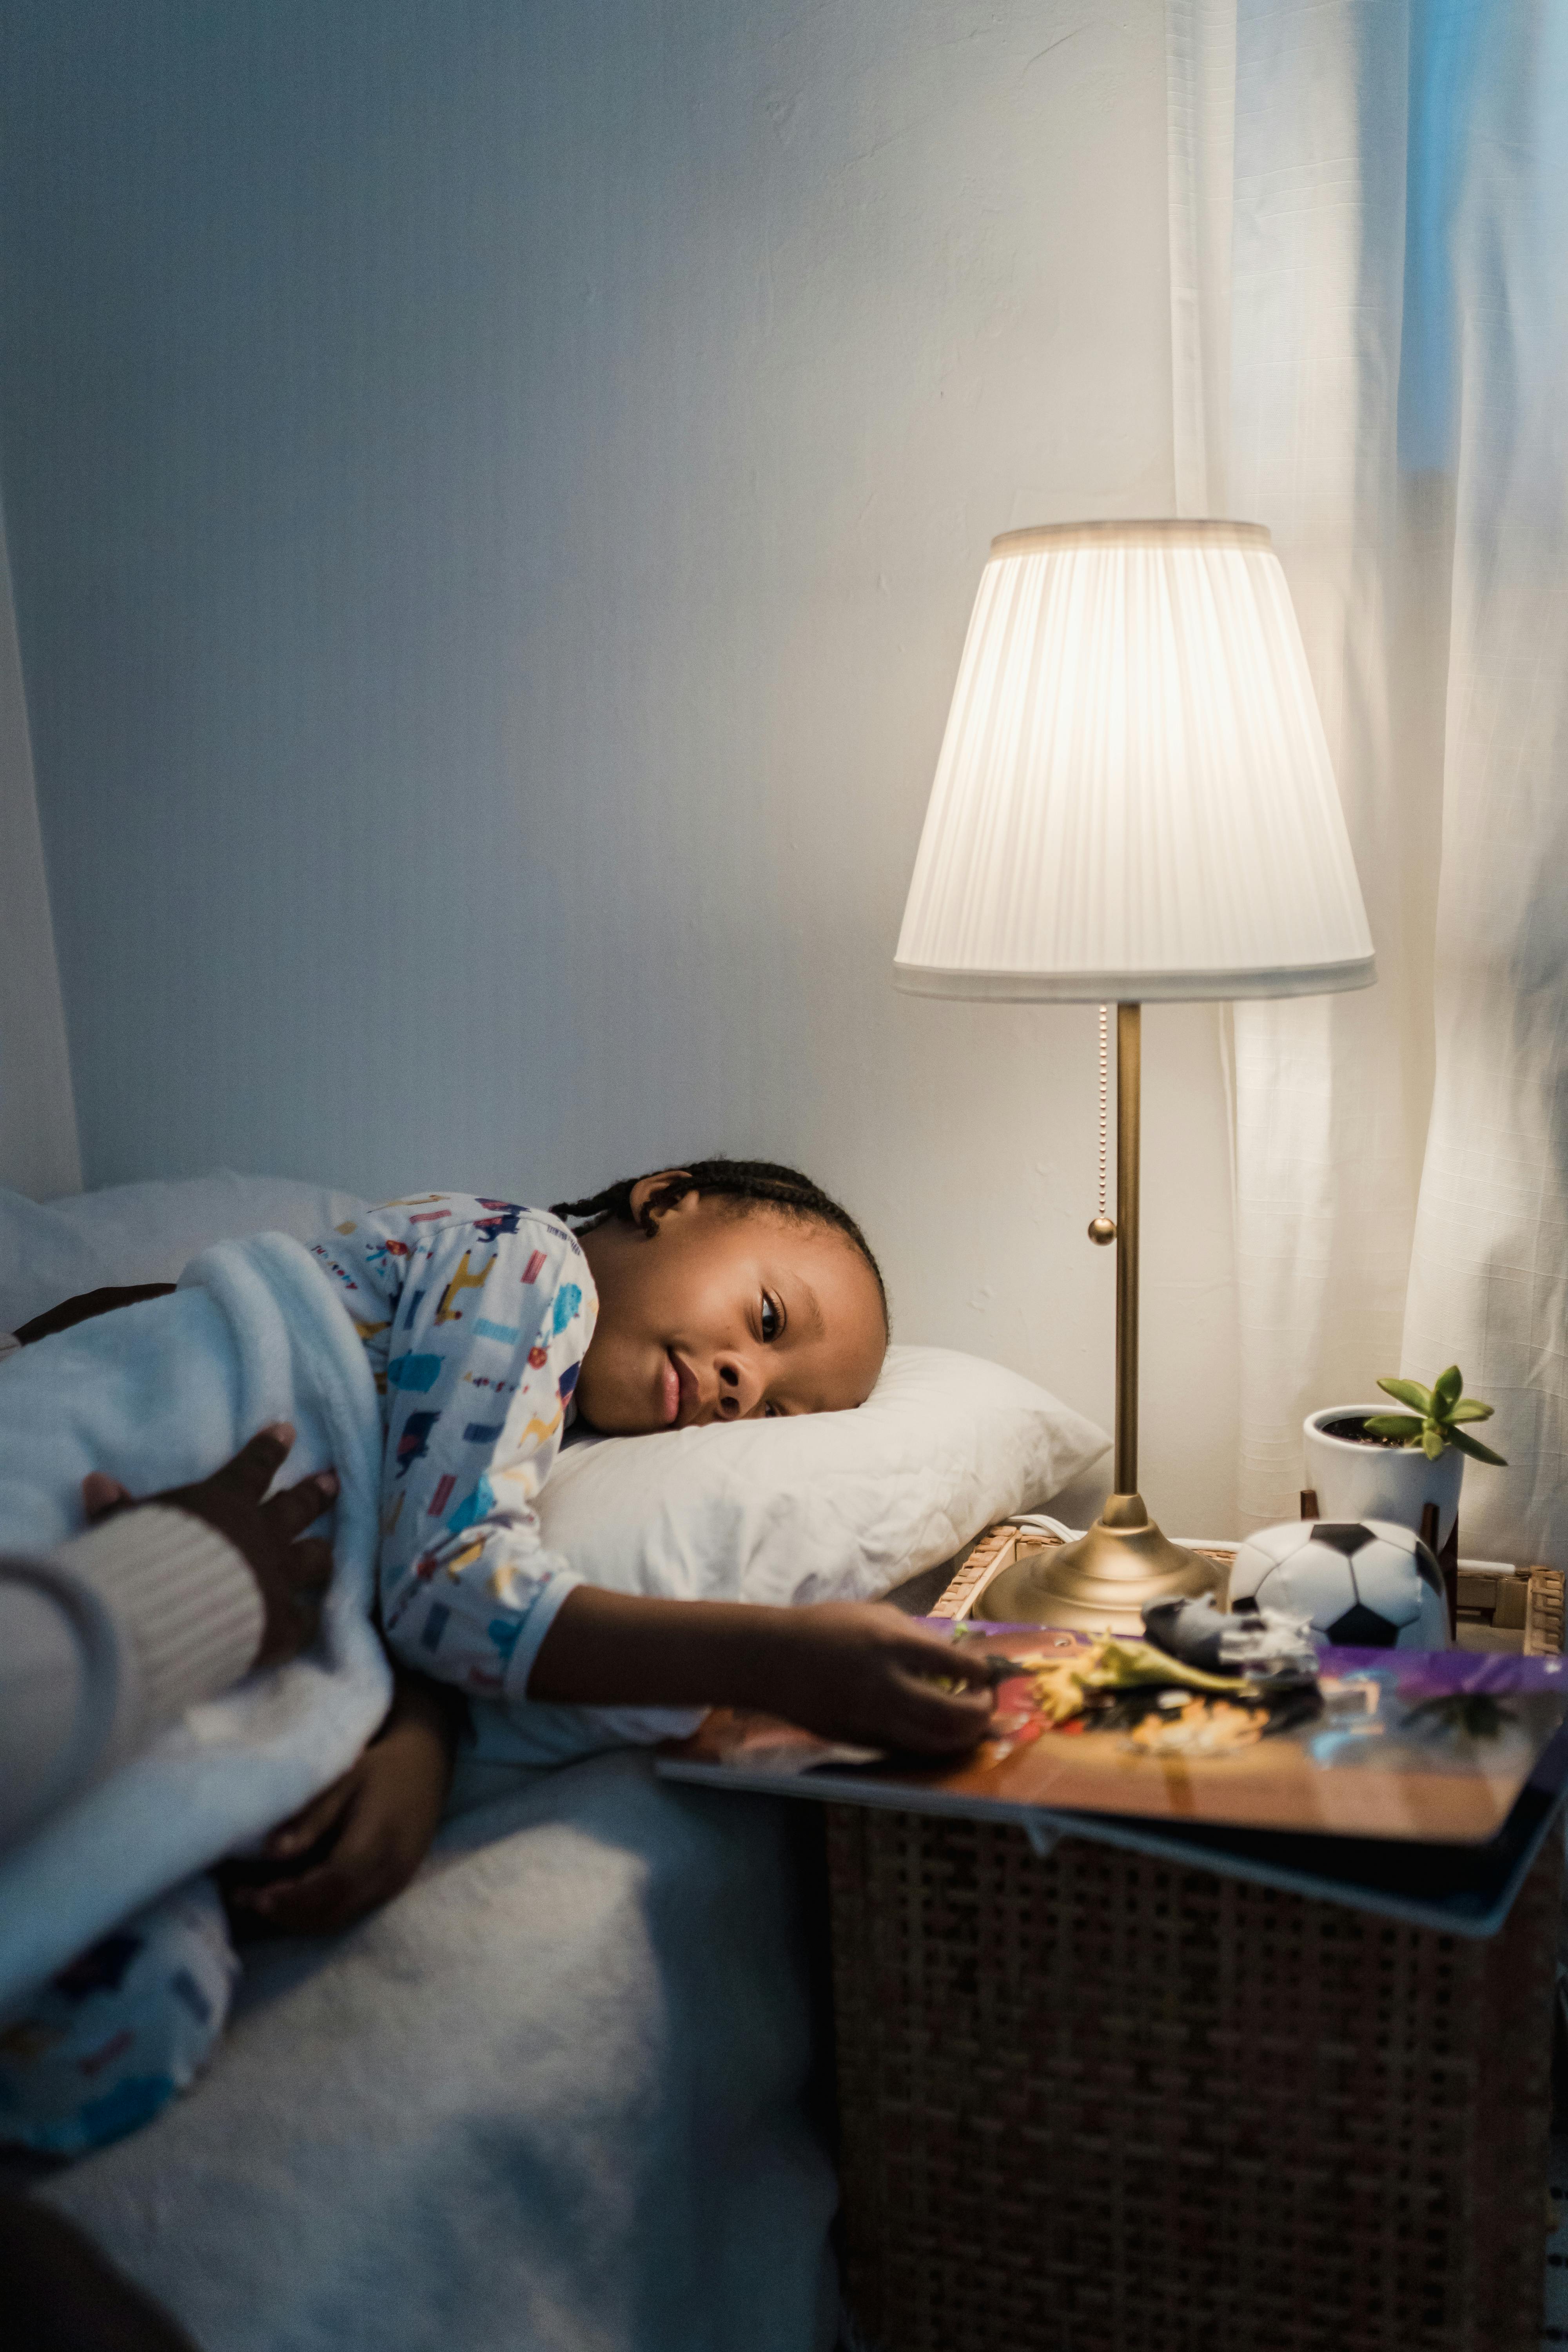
[311,1193,595,1705]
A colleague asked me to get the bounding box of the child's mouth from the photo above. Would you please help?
[663,1349,699,1427]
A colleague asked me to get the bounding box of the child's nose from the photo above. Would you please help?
[715,1357,760,1419]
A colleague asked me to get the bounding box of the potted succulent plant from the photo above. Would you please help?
[1303,1367,1506,1549]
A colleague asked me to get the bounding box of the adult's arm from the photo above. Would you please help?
[0,1511,262,1849]
[0,1426,339,1853]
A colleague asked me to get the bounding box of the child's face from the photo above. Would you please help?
[574,1183,887,1435]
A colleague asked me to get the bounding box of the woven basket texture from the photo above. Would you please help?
[829,1808,1561,2352]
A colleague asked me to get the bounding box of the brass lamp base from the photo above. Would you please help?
[975,1492,1222,1636]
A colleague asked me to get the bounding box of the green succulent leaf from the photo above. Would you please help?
[1432,1365,1465,1416]
[1446,1427,1509,1467]
[1363,1412,1425,1440]
[1378,1376,1434,1416]
[1420,1423,1448,1461]
[1447,1398,1495,1424]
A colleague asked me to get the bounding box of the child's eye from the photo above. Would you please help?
[760,1294,783,1343]
[763,1401,781,1418]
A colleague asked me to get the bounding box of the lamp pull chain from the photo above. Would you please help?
[1088,1005,1116,1245]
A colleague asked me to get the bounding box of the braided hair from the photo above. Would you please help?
[551,1156,888,1327]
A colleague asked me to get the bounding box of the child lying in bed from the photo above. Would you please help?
[1,1157,997,2151]
[234,1157,999,1924]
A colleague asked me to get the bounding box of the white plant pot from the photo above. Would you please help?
[1303,1405,1463,1549]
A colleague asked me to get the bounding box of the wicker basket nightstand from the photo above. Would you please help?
[828,1524,1567,2352]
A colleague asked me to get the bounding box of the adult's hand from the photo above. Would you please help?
[81,1423,339,1669]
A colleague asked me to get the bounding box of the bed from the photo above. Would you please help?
[0,1172,1107,2351]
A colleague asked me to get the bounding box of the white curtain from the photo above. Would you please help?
[0,505,80,1201]
[1170,0,1568,1565]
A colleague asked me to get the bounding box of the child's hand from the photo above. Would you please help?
[756,1602,997,1755]
[532,1587,998,1752]
[224,1674,464,1938]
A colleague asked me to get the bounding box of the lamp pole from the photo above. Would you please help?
[976,997,1220,1632]
[1114,1004,1140,1499]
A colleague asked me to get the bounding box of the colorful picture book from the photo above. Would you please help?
[656,1625,1568,1936]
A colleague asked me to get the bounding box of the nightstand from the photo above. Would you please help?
[831,1522,1566,2352]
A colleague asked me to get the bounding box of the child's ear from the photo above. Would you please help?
[627,1171,698,1237]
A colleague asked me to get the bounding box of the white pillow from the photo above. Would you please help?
[538,1343,1108,1606]
[0,1172,369,1332]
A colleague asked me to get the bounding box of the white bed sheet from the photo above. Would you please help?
[42,1749,839,2352]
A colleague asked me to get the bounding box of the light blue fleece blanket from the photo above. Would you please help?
[0,1233,391,2009]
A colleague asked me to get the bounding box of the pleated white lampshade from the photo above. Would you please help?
[895,521,1375,1001]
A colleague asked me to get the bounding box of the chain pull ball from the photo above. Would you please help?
[1088,1004,1116,1245]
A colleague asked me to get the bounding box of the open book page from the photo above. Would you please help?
[659,1626,1568,1846]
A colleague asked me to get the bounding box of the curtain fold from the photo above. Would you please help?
[1170,0,1567,1563]
[0,503,80,1200]
[1399,4,1568,1563]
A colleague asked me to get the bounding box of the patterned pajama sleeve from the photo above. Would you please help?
[311,1196,596,1703]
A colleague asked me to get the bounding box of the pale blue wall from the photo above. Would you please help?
[0,0,1240,1526]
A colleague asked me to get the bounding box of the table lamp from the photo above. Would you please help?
[895,520,1375,1631]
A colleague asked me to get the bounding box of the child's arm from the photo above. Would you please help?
[224,1594,993,1942]
[528,1587,998,1753]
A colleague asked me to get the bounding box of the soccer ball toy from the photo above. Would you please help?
[1227,1519,1448,1649]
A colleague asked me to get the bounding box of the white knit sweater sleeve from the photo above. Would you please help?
[0,1507,263,1853]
